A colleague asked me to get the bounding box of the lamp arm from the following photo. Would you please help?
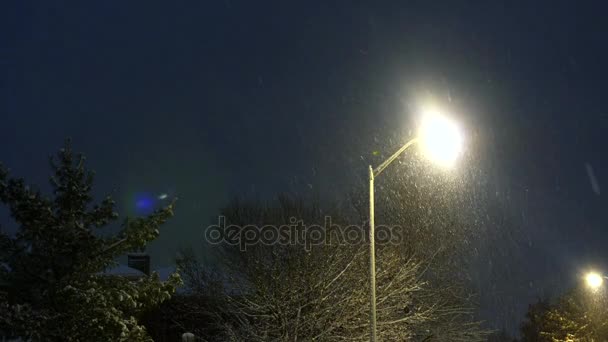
[372,138,419,178]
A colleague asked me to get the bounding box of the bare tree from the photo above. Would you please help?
[175,195,490,341]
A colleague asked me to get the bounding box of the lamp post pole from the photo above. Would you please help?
[368,165,377,341]
[368,138,419,342]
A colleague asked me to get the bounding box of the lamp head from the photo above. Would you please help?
[586,272,604,290]
[419,109,463,167]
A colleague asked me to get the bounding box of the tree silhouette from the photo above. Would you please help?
[0,141,181,341]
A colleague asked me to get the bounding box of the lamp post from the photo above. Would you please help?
[586,271,607,290]
[367,111,463,341]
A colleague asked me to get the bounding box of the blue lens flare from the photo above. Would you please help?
[134,193,156,215]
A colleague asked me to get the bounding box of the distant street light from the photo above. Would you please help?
[585,272,605,290]
[367,108,463,341]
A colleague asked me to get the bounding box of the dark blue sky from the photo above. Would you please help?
[3,0,608,332]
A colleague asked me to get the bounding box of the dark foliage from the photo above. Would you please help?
[0,141,181,341]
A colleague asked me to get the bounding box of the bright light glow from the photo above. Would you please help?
[419,109,463,167]
[586,272,604,289]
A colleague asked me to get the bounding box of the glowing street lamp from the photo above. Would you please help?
[419,109,463,167]
[367,107,463,341]
[585,272,605,290]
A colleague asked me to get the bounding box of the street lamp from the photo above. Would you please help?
[586,272,605,290]
[367,109,463,341]
[419,110,463,167]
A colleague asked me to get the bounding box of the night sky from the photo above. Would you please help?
[3,1,608,333]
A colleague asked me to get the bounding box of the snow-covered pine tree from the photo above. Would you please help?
[0,141,181,341]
